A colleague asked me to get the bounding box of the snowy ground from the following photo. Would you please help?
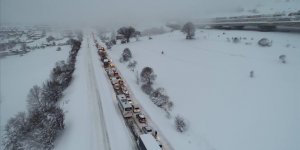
[0,45,70,149]
[107,29,300,150]
[54,32,135,150]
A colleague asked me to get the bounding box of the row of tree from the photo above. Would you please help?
[140,67,174,111]
[2,39,82,149]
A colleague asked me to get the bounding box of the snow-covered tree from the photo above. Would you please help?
[3,112,28,149]
[122,48,132,62]
[150,88,170,108]
[182,22,195,39]
[117,26,136,43]
[41,80,62,105]
[140,67,157,84]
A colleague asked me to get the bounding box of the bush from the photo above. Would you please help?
[175,115,187,132]
[122,48,132,62]
[127,60,137,71]
[167,101,174,111]
[249,70,254,78]
[232,37,240,43]
[46,36,55,43]
[279,54,286,64]
[258,38,272,47]
[150,88,170,108]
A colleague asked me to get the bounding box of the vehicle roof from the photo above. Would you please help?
[138,114,145,118]
[139,134,161,150]
[143,126,152,130]
[117,94,126,99]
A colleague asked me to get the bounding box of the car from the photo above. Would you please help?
[142,126,153,134]
[132,104,140,113]
[121,86,129,94]
[110,77,118,84]
[136,113,146,123]
[126,97,132,104]
[113,84,120,90]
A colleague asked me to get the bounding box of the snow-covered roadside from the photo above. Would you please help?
[55,32,134,150]
[107,29,300,150]
[0,46,70,149]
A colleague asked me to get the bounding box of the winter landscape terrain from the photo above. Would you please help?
[1,0,300,150]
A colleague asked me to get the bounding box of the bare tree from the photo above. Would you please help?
[27,85,42,112]
[128,60,137,71]
[175,115,187,132]
[182,22,196,39]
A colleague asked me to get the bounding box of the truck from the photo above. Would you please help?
[137,134,161,150]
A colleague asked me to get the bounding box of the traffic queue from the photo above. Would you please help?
[94,41,163,150]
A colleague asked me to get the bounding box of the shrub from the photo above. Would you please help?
[150,88,170,108]
[232,37,240,43]
[279,54,286,63]
[46,36,55,43]
[141,83,154,95]
[258,38,272,47]
[175,115,187,132]
[127,60,137,71]
[250,70,254,78]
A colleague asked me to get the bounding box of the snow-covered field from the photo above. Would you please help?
[107,29,300,150]
[0,45,70,148]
